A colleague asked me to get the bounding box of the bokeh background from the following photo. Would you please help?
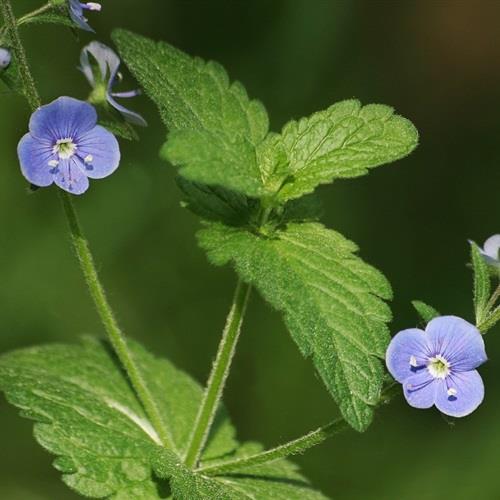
[1,0,500,498]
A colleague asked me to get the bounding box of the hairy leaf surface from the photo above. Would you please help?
[199,222,392,431]
[471,242,491,326]
[113,29,270,198]
[153,444,327,500]
[0,338,325,498]
[270,100,418,201]
[411,300,440,324]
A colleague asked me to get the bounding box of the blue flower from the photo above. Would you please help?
[479,234,500,268]
[0,47,11,69]
[386,316,486,417]
[80,41,147,126]
[68,0,101,32]
[18,96,120,195]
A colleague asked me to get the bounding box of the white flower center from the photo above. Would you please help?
[427,354,450,379]
[53,138,77,160]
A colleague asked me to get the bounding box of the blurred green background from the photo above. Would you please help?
[1,0,500,498]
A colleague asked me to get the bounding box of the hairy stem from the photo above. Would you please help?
[0,0,41,109]
[197,383,400,475]
[184,279,252,468]
[17,2,53,26]
[59,193,174,448]
[1,0,174,449]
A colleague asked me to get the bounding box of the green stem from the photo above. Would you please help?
[17,2,53,26]
[0,0,41,110]
[197,382,400,476]
[59,193,174,449]
[1,0,174,450]
[184,279,252,468]
[199,418,348,476]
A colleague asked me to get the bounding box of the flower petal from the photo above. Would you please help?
[17,133,55,187]
[483,234,500,261]
[0,47,11,69]
[76,125,120,179]
[69,0,94,32]
[29,97,97,141]
[386,328,431,382]
[81,41,120,85]
[435,371,484,417]
[425,316,486,371]
[106,94,148,126]
[53,159,89,195]
[403,371,437,409]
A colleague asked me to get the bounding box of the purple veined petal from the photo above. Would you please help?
[17,133,55,187]
[106,94,148,127]
[425,316,487,372]
[386,328,431,382]
[53,159,89,194]
[435,371,484,417]
[403,371,437,409]
[68,0,94,32]
[29,97,97,141]
[483,234,500,261]
[75,125,120,179]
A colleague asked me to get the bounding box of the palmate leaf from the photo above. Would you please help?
[0,337,326,499]
[112,29,270,198]
[198,222,392,431]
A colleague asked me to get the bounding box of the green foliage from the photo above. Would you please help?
[411,300,440,324]
[0,337,325,498]
[176,177,254,227]
[470,242,491,326]
[113,29,270,198]
[269,100,418,202]
[153,444,327,500]
[112,29,418,432]
[199,222,392,431]
[19,11,74,28]
[113,30,417,203]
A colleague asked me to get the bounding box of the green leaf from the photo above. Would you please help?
[176,177,255,227]
[411,300,440,324]
[470,242,491,325]
[112,29,270,198]
[19,12,74,28]
[0,338,326,498]
[99,118,139,141]
[0,337,236,498]
[153,444,328,500]
[198,222,392,431]
[270,100,419,202]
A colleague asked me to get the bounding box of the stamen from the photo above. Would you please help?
[53,138,77,160]
[409,355,418,367]
[447,387,457,397]
[48,159,59,168]
[427,354,450,379]
[84,154,93,164]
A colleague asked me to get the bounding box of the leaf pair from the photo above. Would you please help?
[0,338,326,498]
[112,29,418,432]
